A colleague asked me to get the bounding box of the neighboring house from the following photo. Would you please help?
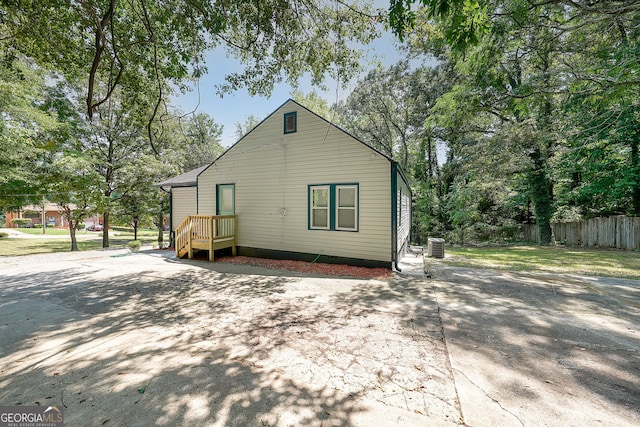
[157,99,412,269]
[5,203,100,229]
[5,203,72,228]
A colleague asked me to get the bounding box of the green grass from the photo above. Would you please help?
[442,245,640,279]
[0,233,169,256]
[14,228,72,236]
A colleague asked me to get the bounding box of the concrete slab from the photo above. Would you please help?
[0,250,462,427]
[1,250,638,426]
[431,264,640,426]
[397,246,425,277]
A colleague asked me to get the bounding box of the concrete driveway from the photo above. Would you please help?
[0,250,638,426]
[431,266,640,426]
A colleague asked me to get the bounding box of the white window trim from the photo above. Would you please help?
[335,185,358,231]
[310,185,330,230]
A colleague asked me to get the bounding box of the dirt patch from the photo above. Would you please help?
[216,255,394,280]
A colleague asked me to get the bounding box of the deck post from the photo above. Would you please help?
[188,216,194,259]
[232,215,238,256]
[209,216,215,261]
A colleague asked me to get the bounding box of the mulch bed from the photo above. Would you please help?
[216,255,393,280]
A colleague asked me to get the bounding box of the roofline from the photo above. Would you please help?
[169,98,406,184]
[155,183,196,189]
[199,98,396,178]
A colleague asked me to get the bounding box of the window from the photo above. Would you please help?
[284,111,297,134]
[310,186,329,229]
[216,184,235,215]
[336,185,357,230]
[308,184,359,232]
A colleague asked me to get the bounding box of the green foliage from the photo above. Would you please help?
[292,90,333,120]
[128,240,142,252]
[177,112,225,170]
[389,0,489,51]
[446,179,479,245]
[0,56,60,210]
[336,62,438,169]
[234,115,261,140]
[2,0,380,122]
[390,0,640,246]
[0,232,8,238]
[10,218,32,227]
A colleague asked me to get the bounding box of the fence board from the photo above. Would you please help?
[521,216,639,250]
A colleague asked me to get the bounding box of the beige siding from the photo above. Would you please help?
[396,171,411,258]
[198,100,392,262]
[197,172,216,215]
[172,187,196,232]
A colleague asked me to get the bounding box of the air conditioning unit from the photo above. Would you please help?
[427,238,445,258]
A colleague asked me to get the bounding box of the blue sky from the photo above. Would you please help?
[171,3,405,148]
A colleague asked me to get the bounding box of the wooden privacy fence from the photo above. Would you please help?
[522,216,640,250]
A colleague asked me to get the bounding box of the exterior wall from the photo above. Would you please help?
[197,100,393,263]
[396,169,412,259]
[172,186,197,232]
[6,208,72,228]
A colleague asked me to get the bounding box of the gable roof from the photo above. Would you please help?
[156,165,208,188]
[158,99,396,187]
[212,98,393,166]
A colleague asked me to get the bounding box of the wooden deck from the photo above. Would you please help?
[175,215,237,261]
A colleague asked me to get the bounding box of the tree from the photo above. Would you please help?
[390,0,640,244]
[179,112,224,170]
[234,115,261,140]
[0,55,59,210]
[46,154,103,251]
[292,90,333,120]
[336,61,433,169]
[334,62,451,241]
[446,178,478,245]
[113,154,173,241]
[2,0,381,146]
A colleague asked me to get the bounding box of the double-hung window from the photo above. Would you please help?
[310,186,330,229]
[309,184,359,231]
[336,185,357,230]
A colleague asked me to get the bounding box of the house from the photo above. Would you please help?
[6,203,73,228]
[5,203,101,229]
[157,99,412,269]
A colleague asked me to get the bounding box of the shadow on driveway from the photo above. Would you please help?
[0,251,461,426]
[431,265,640,426]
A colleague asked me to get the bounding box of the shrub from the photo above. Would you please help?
[128,240,142,252]
[34,224,43,228]
[10,218,32,227]
[0,232,8,238]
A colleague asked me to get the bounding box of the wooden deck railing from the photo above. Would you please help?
[175,215,237,261]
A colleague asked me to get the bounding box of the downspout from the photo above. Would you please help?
[391,162,401,272]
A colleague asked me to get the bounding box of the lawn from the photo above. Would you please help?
[0,231,169,256]
[442,245,640,279]
[14,228,73,236]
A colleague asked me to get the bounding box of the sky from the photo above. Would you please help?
[171,3,406,148]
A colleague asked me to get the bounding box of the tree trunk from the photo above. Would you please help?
[69,224,78,251]
[529,147,553,245]
[133,220,138,241]
[102,211,109,248]
[157,211,164,245]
